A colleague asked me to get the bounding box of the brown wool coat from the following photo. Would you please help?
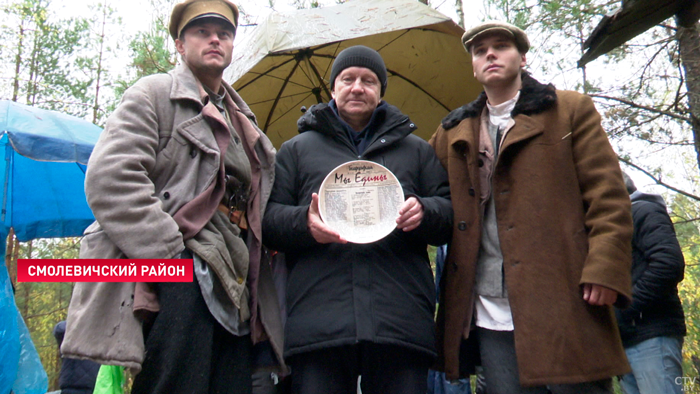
[429,74,633,386]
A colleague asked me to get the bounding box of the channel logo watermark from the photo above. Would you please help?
[676,377,700,392]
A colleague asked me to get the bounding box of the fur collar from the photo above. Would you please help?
[441,72,558,130]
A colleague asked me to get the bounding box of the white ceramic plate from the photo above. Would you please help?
[318,160,404,244]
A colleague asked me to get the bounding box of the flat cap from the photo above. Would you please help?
[169,0,239,41]
[462,21,530,54]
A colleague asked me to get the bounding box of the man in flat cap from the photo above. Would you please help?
[61,1,285,393]
[429,21,633,393]
[262,45,453,394]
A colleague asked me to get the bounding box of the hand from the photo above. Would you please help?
[582,283,618,306]
[396,196,423,232]
[307,193,347,244]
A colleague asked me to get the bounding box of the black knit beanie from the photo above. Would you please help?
[330,45,388,97]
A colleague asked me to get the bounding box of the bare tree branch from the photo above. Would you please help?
[591,94,691,123]
[620,157,700,201]
[673,217,700,225]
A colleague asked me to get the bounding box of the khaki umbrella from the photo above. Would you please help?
[225,0,482,149]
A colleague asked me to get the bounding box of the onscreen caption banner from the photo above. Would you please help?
[17,259,194,282]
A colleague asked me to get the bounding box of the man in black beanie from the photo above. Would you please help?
[263,45,453,394]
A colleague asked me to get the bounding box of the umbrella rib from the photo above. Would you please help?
[246,72,319,91]
[264,60,302,133]
[307,60,331,102]
[375,30,410,53]
[237,57,296,91]
[387,68,451,112]
[247,91,317,106]
[268,92,317,133]
[1,145,9,224]
[376,29,453,110]
[239,51,333,92]
[307,42,342,84]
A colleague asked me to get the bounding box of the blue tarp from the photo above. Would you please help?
[0,100,102,394]
[0,100,101,242]
[0,258,20,393]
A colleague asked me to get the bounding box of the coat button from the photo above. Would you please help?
[237,277,244,284]
[380,138,386,143]
[190,149,197,158]
[163,192,170,200]
[468,188,475,196]
[457,221,467,231]
[409,123,415,128]
[478,159,484,167]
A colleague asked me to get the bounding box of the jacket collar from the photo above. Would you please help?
[441,72,558,130]
[296,101,415,151]
[169,63,206,104]
[168,63,258,123]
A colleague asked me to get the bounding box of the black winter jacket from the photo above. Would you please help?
[262,101,452,358]
[615,191,686,347]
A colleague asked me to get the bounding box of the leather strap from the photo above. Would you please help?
[217,203,248,230]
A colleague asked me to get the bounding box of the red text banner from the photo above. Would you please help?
[17,259,193,282]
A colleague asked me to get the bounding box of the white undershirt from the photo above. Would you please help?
[475,92,519,331]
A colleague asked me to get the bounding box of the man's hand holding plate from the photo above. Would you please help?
[308,192,348,244]
[396,196,423,232]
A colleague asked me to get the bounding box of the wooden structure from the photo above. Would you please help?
[579,0,700,67]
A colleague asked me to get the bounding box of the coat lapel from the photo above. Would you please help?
[500,115,545,153]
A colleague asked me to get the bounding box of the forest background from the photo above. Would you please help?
[1,0,699,392]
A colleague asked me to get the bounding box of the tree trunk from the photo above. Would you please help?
[455,0,465,28]
[20,241,32,320]
[5,229,16,287]
[26,27,39,106]
[93,4,107,124]
[677,20,700,174]
[54,282,63,390]
[12,25,25,102]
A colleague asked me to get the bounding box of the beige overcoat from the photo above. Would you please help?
[62,64,284,373]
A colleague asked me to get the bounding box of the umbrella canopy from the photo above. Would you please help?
[225,0,482,148]
[0,100,102,242]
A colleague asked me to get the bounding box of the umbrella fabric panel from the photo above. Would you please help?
[2,144,94,242]
[0,100,101,164]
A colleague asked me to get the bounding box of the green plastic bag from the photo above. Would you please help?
[92,364,124,394]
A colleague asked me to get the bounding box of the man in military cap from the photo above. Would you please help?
[62,1,284,393]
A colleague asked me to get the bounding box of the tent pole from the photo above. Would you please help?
[2,144,11,224]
